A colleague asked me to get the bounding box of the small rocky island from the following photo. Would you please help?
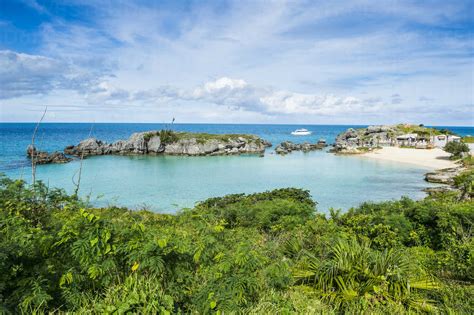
[275,140,327,155]
[64,130,272,157]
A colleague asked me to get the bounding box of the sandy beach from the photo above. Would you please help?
[360,147,457,169]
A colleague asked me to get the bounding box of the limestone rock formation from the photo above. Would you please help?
[64,131,271,157]
[332,125,396,154]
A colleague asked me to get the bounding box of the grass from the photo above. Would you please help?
[395,124,444,136]
[143,130,259,145]
[354,124,447,138]
[461,155,474,167]
[462,136,474,143]
[143,130,179,144]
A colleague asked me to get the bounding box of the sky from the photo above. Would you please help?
[0,0,473,125]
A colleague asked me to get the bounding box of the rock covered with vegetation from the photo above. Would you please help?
[275,141,327,155]
[26,145,72,164]
[64,130,271,157]
[332,124,444,154]
[0,174,472,314]
[425,156,474,200]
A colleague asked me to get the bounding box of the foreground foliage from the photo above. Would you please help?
[0,176,472,314]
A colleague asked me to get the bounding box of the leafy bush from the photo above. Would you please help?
[143,129,179,144]
[444,141,470,159]
[454,169,474,200]
[294,238,439,313]
[158,129,179,144]
[0,175,472,313]
[194,188,315,231]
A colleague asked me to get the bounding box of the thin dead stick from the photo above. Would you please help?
[31,106,47,187]
[73,123,94,196]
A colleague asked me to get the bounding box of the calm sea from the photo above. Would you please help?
[1,123,472,212]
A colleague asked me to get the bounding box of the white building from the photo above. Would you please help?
[430,135,461,148]
[396,133,419,146]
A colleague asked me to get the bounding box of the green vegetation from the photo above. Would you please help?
[143,130,179,144]
[437,128,458,136]
[395,124,445,137]
[462,155,474,167]
[462,136,474,144]
[454,169,474,200]
[1,176,473,314]
[356,147,371,152]
[176,132,258,144]
[444,141,470,159]
[143,130,259,145]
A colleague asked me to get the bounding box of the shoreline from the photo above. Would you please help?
[357,147,457,170]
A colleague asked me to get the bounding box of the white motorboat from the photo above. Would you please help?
[291,128,312,136]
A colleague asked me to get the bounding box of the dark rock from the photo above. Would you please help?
[27,145,72,164]
[262,140,273,147]
[275,141,327,155]
[64,138,104,156]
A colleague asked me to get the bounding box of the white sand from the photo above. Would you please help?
[359,147,457,169]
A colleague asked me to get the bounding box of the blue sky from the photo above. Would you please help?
[0,0,473,125]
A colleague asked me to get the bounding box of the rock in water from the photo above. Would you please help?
[65,138,104,156]
[274,141,327,155]
[27,145,72,164]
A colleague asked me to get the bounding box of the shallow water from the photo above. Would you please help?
[1,123,472,213]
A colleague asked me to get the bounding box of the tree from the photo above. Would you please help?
[444,141,470,159]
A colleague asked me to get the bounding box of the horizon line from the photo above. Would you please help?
[0,121,473,128]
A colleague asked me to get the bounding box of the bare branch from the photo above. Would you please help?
[73,123,94,197]
[31,106,47,187]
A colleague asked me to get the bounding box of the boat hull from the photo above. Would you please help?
[291,131,312,136]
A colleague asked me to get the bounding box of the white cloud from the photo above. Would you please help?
[1,0,472,125]
[85,81,130,103]
[260,92,368,115]
[0,50,67,99]
[171,77,385,116]
[186,77,264,110]
[0,50,104,99]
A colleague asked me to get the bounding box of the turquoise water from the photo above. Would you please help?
[1,123,472,213]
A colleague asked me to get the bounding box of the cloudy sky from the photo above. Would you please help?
[0,0,473,125]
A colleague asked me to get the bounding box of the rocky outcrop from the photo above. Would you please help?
[424,165,468,197]
[275,141,327,155]
[27,145,72,164]
[64,131,271,157]
[331,124,448,154]
[425,167,463,185]
[147,135,163,153]
[332,125,396,154]
[423,186,457,195]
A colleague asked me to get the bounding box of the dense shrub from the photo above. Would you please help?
[444,141,470,159]
[0,175,472,313]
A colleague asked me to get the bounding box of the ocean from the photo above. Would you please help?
[1,123,472,212]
